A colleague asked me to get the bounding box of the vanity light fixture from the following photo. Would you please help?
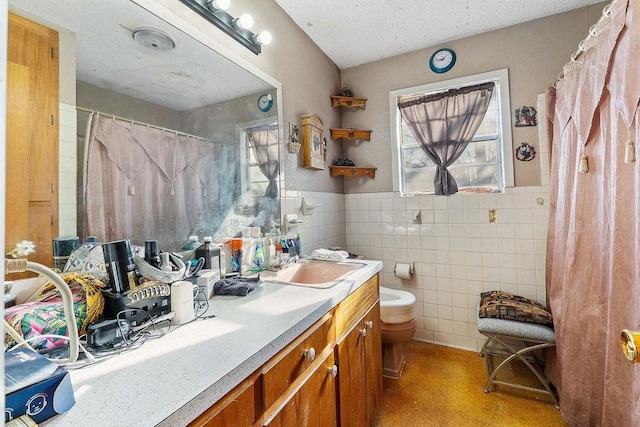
[179,0,271,55]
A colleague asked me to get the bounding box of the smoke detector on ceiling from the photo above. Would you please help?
[132,27,176,51]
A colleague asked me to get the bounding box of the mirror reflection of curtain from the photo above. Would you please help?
[398,82,494,195]
[83,113,231,249]
[248,125,280,198]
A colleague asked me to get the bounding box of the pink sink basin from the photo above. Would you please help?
[262,260,365,288]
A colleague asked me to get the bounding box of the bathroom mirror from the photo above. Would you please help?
[8,0,281,251]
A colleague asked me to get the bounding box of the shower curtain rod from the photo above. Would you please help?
[76,106,218,144]
[556,0,616,83]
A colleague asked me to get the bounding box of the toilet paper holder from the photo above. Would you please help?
[393,262,414,279]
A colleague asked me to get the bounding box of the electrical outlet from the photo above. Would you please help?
[489,209,497,223]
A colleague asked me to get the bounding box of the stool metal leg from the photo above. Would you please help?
[480,332,559,409]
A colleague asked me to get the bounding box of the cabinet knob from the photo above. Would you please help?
[364,320,373,329]
[328,364,338,378]
[359,328,367,337]
[304,347,316,362]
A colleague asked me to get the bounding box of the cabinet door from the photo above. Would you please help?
[336,319,368,426]
[188,372,260,427]
[7,13,59,271]
[363,302,383,423]
[336,302,383,427]
[264,348,337,427]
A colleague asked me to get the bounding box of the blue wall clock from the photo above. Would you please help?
[429,48,456,74]
[258,94,273,112]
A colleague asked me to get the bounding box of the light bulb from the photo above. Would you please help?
[235,13,253,30]
[255,30,272,45]
[206,0,230,11]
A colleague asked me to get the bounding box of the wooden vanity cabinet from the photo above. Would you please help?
[335,275,383,427]
[190,274,382,427]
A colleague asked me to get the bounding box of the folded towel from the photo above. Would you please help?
[213,276,261,296]
[309,249,349,262]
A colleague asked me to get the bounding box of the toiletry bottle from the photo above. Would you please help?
[231,238,243,273]
[267,237,276,268]
[195,236,220,271]
[296,232,302,257]
[218,244,227,277]
[221,239,232,276]
[144,239,161,269]
[254,241,264,270]
[274,243,283,267]
[242,228,254,269]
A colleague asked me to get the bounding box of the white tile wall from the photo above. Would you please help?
[281,190,347,253]
[59,103,77,236]
[345,185,550,352]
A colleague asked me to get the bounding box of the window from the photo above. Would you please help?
[390,69,514,195]
[239,119,279,198]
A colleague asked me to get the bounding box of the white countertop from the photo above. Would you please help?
[42,259,382,427]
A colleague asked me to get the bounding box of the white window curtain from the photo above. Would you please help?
[398,82,495,195]
[247,125,280,198]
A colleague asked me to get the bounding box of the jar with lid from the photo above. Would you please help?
[195,236,220,272]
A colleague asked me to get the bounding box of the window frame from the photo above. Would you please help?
[389,68,514,196]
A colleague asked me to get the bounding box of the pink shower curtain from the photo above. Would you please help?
[545,0,640,425]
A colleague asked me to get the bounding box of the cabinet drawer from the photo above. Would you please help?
[334,274,379,340]
[262,346,337,427]
[261,312,335,409]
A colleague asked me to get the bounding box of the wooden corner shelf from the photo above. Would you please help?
[329,166,376,179]
[330,96,367,109]
[330,128,371,141]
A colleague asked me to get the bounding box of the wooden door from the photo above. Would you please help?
[6,13,59,270]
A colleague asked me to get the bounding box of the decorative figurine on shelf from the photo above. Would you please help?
[338,87,354,97]
[288,122,301,154]
[336,158,356,166]
[516,142,536,161]
[515,106,537,127]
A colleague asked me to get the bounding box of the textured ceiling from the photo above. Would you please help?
[8,0,272,111]
[274,0,605,69]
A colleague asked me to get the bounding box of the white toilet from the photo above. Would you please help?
[379,286,417,379]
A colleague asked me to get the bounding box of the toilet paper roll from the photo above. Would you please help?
[394,262,413,280]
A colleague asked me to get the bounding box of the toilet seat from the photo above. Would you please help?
[379,286,416,324]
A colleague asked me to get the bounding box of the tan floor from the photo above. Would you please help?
[376,341,567,427]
